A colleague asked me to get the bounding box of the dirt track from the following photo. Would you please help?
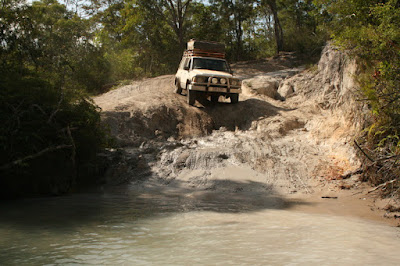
[94,47,398,225]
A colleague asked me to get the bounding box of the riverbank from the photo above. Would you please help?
[287,185,399,227]
[94,45,399,227]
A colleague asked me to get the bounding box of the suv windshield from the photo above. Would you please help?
[192,58,230,72]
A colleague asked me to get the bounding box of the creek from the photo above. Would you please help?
[1,186,399,265]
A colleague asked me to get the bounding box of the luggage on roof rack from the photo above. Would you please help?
[187,39,225,54]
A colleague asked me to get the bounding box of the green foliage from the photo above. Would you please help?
[0,0,109,197]
[92,0,184,77]
[189,3,225,42]
[316,0,400,191]
[104,49,144,81]
[210,0,257,60]
[320,0,400,153]
[278,0,328,55]
[0,73,108,196]
[84,0,328,71]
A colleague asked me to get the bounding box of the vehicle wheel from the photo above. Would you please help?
[187,90,196,106]
[211,95,219,103]
[230,94,239,104]
[174,79,182,94]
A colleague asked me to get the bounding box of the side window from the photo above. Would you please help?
[184,58,190,70]
[179,58,185,69]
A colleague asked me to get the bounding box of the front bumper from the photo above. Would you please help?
[189,84,242,94]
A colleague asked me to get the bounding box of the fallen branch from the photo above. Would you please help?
[377,154,400,162]
[0,145,72,171]
[354,140,374,162]
[367,179,397,194]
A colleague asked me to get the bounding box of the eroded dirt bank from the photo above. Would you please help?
[94,46,398,226]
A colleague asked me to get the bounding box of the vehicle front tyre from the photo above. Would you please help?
[174,79,182,94]
[211,94,219,103]
[187,90,196,106]
[230,94,239,104]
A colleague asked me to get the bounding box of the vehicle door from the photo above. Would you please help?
[180,57,191,89]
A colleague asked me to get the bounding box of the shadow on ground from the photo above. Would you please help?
[194,96,293,132]
[100,96,292,145]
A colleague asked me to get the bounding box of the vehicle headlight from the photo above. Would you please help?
[231,79,241,86]
[194,76,206,83]
[220,78,227,84]
[211,78,219,84]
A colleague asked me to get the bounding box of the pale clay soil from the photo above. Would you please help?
[94,49,399,226]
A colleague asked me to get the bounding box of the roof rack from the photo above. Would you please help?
[184,49,225,59]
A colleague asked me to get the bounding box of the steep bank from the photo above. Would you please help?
[94,45,397,225]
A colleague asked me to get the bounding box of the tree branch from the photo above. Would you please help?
[48,89,64,124]
[67,126,77,186]
[367,179,397,194]
[0,145,73,171]
[354,140,375,162]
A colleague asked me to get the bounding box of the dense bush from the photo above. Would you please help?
[316,0,400,192]
[0,81,107,197]
[0,0,109,197]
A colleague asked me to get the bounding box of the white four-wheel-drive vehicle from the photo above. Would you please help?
[174,40,242,105]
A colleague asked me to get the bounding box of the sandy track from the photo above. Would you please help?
[94,47,398,225]
[94,73,356,193]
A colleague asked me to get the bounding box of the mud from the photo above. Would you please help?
[94,45,398,225]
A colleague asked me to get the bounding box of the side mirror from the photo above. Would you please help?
[184,66,190,71]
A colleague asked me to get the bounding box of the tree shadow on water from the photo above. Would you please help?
[0,178,312,230]
[0,176,314,264]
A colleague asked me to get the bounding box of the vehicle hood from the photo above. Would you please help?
[190,69,233,78]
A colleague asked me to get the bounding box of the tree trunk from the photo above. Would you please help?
[267,0,283,53]
[235,15,243,60]
[166,0,192,50]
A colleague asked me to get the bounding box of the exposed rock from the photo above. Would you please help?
[243,76,280,98]
[242,67,304,99]
[278,44,369,134]
[278,83,294,98]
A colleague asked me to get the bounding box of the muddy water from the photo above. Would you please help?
[1,187,399,265]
